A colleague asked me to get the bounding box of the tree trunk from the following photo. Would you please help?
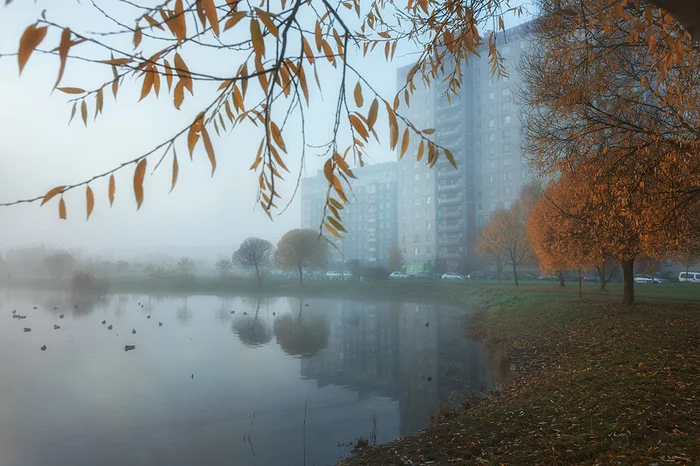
[513,263,519,287]
[621,259,635,305]
[578,269,582,298]
[558,272,565,288]
[298,265,304,288]
[255,264,262,285]
[496,257,502,282]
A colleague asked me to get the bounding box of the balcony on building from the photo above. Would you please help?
[438,221,464,232]
[438,235,463,246]
[438,208,462,219]
[437,194,461,205]
[437,180,462,192]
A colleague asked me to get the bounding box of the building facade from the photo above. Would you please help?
[397,23,535,273]
[300,161,398,268]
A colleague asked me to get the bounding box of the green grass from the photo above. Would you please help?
[338,283,700,465]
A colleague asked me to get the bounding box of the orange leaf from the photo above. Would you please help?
[133,27,143,48]
[139,68,154,101]
[54,28,71,88]
[41,186,65,206]
[108,174,115,207]
[223,11,246,31]
[163,58,173,90]
[202,0,220,36]
[323,158,334,182]
[367,98,378,129]
[201,126,217,176]
[174,53,193,94]
[400,128,409,158]
[57,87,85,94]
[133,159,147,210]
[255,8,279,39]
[18,24,48,74]
[81,100,88,126]
[250,19,265,57]
[86,186,95,220]
[170,150,179,192]
[58,198,67,220]
[353,82,363,107]
[444,148,457,168]
[174,80,185,109]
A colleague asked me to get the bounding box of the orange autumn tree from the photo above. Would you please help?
[1,0,699,234]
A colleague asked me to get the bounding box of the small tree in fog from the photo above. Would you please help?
[215,259,234,281]
[116,260,130,278]
[274,229,327,287]
[176,257,195,278]
[233,237,274,285]
[388,242,405,272]
[43,253,74,279]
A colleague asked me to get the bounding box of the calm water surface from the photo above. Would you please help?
[0,288,497,466]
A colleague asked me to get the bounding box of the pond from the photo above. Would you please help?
[0,288,499,466]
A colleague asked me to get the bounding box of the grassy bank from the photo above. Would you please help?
[337,285,700,465]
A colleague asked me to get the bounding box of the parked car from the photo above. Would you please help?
[467,271,484,280]
[441,272,463,280]
[414,272,437,280]
[633,274,666,284]
[389,271,410,279]
[679,271,700,283]
[325,271,343,280]
[343,271,353,280]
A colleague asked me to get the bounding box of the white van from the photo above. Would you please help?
[678,271,700,283]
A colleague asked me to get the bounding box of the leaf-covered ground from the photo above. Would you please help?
[339,293,700,465]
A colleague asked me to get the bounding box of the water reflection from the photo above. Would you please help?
[231,299,272,347]
[273,299,329,357]
[0,288,497,466]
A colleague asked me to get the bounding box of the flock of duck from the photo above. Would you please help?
[11,301,164,353]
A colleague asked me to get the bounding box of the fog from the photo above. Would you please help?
[0,1,415,259]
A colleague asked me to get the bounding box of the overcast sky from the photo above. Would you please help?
[0,1,528,258]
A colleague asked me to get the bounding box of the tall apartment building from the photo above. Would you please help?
[397,23,534,273]
[300,161,398,268]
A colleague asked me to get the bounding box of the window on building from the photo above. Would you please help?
[521,169,527,179]
[490,188,497,197]
[490,203,496,212]
[503,186,511,195]
[503,158,512,166]
[401,248,407,254]
[426,234,431,242]
[477,190,482,198]
[490,161,496,169]
[426,246,431,254]
[426,221,432,229]
[414,222,420,230]
[503,130,511,139]
[502,45,510,54]
[503,115,511,124]
[414,210,421,218]
[475,80,481,90]
[502,102,510,111]
[413,186,420,194]
[477,162,482,172]
[413,161,419,168]
[413,173,420,181]
[503,145,511,153]
[489,119,495,127]
[476,122,481,130]
[475,135,481,143]
[402,223,407,231]
[414,234,420,243]
[476,108,481,117]
[488,92,494,100]
[402,174,408,183]
[414,247,420,255]
[489,174,494,183]
[489,105,495,115]
[489,146,496,155]
[425,171,431,179]
[503,172,512,181]
[476,149,482,157]
[413,198,420,206]
[475,94,481,104]
[402,235,406,243]
[505,200,512,208]
[502,88,511,97]
[379,212,384,219]
[477,217,483,225]
[489,133,495,142]
[426,196,431,204]
[477,203,483,212]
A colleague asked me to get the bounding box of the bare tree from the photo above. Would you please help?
[176,257,194,278]
[43,253,74,279]
[116,260,130,278]
[215,259,233,281]
[233,237,273,285]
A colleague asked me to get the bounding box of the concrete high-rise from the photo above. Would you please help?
[300,161,398,268]
[397,23,535,273]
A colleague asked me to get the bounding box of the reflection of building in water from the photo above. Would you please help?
[300,300,494,436]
